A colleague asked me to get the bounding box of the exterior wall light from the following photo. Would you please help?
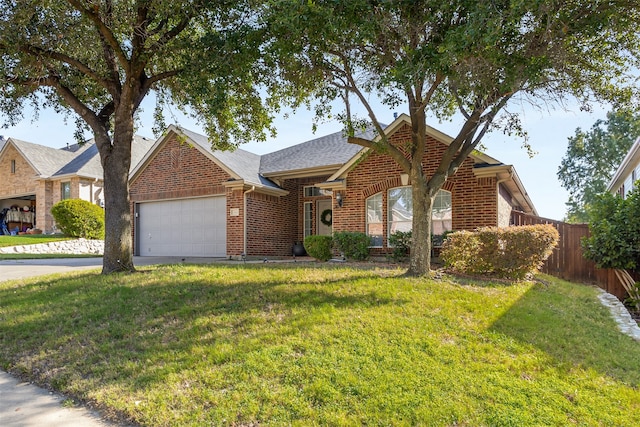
[336,192,343,208]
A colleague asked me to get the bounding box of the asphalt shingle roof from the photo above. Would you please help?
[52,135,155,178]
[259,127,378,175]
[10,138,79,177]
[179,127,279,188]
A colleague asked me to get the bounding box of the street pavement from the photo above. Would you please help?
[0,256,220,426]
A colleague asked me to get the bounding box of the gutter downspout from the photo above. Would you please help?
[243,186,256,256]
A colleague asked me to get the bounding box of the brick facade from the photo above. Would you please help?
[0,143,107,233]
[333,123,502,251]
[127,122,528,258]
[130,134,234,255]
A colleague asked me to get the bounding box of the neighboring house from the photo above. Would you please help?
[607,136,640,198]
[0,136,154,233]
[130,114,537,258]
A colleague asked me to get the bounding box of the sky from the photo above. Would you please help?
[0,95,611,221]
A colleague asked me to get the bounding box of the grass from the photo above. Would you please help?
[0,234,72,248]
[0,264,638,426]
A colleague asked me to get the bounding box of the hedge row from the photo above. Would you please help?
[304,231,372,262]
[440,225,559,279]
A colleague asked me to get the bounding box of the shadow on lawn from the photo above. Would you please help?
[489,281,640,387]
[0,265,405,399]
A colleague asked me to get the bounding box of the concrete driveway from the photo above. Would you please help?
[0,255,221,426]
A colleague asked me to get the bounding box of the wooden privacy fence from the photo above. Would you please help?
[510,211,627,299]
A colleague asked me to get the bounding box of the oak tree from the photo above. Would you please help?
[267,0,640,275]
[0,1,277,273]
[558,109,640,223]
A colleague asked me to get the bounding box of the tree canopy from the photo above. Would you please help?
[0,0,281,273]
[558,109,640,223]
[267,0,640,275]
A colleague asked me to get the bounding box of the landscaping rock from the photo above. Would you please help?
[597,290,640,341]
[0,238,104,255]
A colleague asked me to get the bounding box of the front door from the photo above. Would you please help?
[316,199,332,236]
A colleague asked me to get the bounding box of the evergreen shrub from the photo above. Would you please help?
[441,225,559,279]
[51,199,105,239]
[333,231,371,261]
[304,235,333,261]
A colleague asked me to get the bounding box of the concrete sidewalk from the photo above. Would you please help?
[0,372,119,426]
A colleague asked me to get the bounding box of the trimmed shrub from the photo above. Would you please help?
[388,230,412,262]
[304,235,333,262]
[333,231,371,261]
[51,199,105,239]
[441,225,559,279]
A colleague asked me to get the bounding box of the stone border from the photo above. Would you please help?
[597,289,640,341]
[0,239,104,255]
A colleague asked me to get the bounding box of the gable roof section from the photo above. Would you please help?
[327,114,501,182]
[0,135,155,181]
[607,136,640,193]
[130,125,285,195]
[53,135,155,179]
[323,113,537,215]
[259,126,378,178]
[2,138,79,177]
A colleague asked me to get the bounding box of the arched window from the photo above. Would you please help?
[366,193,383,247]
[387,187,452,241]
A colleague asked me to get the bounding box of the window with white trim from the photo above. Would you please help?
[303,202,313,237]
[366,193,383,247]
[387,186,452,240]
[304,186,331,197]
[432,190,452,235]
[388,187,413,235]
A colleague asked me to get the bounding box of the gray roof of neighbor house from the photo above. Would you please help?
[8,138,80,177]
[259,127,378,175]
[52,135,155,179]
[2,135,154,179]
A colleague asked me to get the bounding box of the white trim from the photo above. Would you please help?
[607,136,640,194]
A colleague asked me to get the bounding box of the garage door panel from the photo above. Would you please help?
[138,196,226,257]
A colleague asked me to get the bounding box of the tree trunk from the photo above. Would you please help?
[405,103,435,276]
[100,111,135,274]
[407,174,433,276]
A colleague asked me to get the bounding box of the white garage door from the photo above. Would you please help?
[137,196,226,257]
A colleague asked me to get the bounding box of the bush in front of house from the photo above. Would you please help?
[51,199,105,239]
[388,230,412,262]
[333,231,371,261]
[441,225,559,279]
[304,235,333,261]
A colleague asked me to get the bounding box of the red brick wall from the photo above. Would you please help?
[334,123,499,249]
[130,134,233,255]
[245,179,299,256]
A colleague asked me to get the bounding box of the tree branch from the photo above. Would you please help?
[66,0,129,68]
[18,44,115,94]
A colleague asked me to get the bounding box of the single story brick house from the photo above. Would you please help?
[0,135,154,233]
[130,114,537,258]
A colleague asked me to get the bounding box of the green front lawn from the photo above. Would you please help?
[0,234,72,248]
[0,265,638,426]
